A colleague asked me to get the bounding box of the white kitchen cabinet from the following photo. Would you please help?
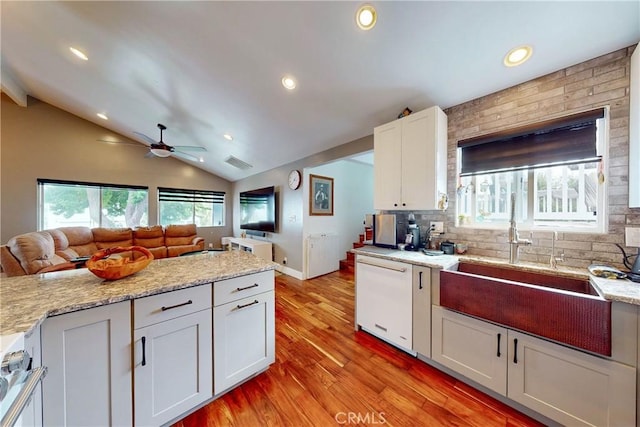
[213,270,275,394]
[228,237,272,262]
[41,301,132,427]
[432,305,508,394]
[412,266,432,358]
[630,43,639,208]
[432,306,636,426]
[20,325,42,427]
[509,330,635,427]
[133,285,213,427]
[356,255,413,352]
[373,106,448,211]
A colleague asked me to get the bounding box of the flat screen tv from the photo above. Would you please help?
[239,186,277,233]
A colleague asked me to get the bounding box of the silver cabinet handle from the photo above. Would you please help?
[237,300,259,310]
[236,283,259,292]
[357,258,407,273]
[161,300,193,311]
[1,366,47,427]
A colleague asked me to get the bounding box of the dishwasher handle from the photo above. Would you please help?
[357,258,407,273]
[1,366,47,427]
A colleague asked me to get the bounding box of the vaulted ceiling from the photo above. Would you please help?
[2,1,638,181]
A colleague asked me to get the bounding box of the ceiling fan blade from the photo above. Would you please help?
[173,150,201,162]
[133,131,158,145]
[173,145,207,152]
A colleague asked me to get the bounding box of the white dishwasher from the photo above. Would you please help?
[355,255,414,353]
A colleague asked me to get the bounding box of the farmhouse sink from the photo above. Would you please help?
[440,261,611,356]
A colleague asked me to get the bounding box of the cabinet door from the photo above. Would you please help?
[432,306,507,395]
[508,331,636,427]
[214,291,275,394]
[134,308,212,427]
[373,120,402,210]
[412,266,431,357]
[356,256,413,351]
[21,325,42,427]
[401,108,435,210]
[42,301,132,427]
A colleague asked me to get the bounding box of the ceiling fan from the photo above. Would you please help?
[133,123,206,161]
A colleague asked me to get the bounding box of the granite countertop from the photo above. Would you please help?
[0,250,276,337]
[352,245,640,306]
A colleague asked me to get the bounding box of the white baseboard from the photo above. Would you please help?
[276,264,304,280]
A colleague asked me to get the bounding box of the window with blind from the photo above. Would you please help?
[456,108,607,232]
[158,187,225,227]
[38,179,148,229]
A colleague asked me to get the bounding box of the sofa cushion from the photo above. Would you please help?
[59,227,98,257]
[165,224,198,246]
[133,226,165,248]
[45,229,79,261]
[92,227,133,249]
[7,231,68,275]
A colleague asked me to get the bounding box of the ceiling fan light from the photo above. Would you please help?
[69,47,88,61]
[150,148,171,157]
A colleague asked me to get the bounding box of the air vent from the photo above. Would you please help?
[225,156,253,170]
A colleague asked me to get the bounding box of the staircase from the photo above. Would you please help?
[339,233,365,273]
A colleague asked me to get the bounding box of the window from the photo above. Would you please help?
[158,187,225,227]
[38,179,148,229]
[456,109,607,232]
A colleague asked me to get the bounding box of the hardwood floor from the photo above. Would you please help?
[175,270,545,427]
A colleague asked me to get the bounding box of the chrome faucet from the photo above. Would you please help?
[508,192,532,264]
[549,231,565,269]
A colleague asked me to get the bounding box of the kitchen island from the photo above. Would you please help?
[0,250,276,426]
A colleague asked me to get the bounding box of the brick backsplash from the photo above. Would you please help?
[430,46,638,271]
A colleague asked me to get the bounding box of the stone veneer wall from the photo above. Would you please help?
[439,46,639,271]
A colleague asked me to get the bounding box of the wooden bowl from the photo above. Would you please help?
[86,246,154,280]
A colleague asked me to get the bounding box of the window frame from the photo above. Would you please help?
[37,179,149,230]
[456,110,608,234]
[157,187,226,227]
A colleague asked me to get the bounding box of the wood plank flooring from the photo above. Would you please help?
[174,270,545,427]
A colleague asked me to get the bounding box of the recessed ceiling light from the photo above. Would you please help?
[356,4,377,30]
[504,45,533,67]
[223,133,233,141]
[69,47,88,61]
[97,113,108,120]
[282,75,297,90]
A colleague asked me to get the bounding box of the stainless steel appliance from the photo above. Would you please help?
[373,214,397,248]
[0,333,47,427]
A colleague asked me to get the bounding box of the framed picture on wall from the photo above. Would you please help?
[309,174,333,216]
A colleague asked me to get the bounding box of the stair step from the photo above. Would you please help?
[346,251,354,261]
[353,242,364,249]
[339,259,355,273]
[359,234,365,243]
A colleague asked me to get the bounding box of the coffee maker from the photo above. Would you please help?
[406,213,420,251]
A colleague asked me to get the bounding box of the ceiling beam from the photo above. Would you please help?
[1,67,28,107]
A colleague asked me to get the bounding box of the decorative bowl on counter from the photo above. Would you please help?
[86,246,154,280]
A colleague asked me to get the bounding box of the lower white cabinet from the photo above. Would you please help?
[133,286,213,427]
[213,271,275,394]
[432,306,636,426]
[356,255,413,352]
[42,301,132,427]
[412,266,432,358]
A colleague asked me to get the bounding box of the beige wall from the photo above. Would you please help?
[0,95,233,245]
[440,46,640,270]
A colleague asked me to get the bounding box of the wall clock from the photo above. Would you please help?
[288,169,301,190]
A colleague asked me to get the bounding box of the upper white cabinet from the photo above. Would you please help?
[630,44,639,208]
[374,106,448,210]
